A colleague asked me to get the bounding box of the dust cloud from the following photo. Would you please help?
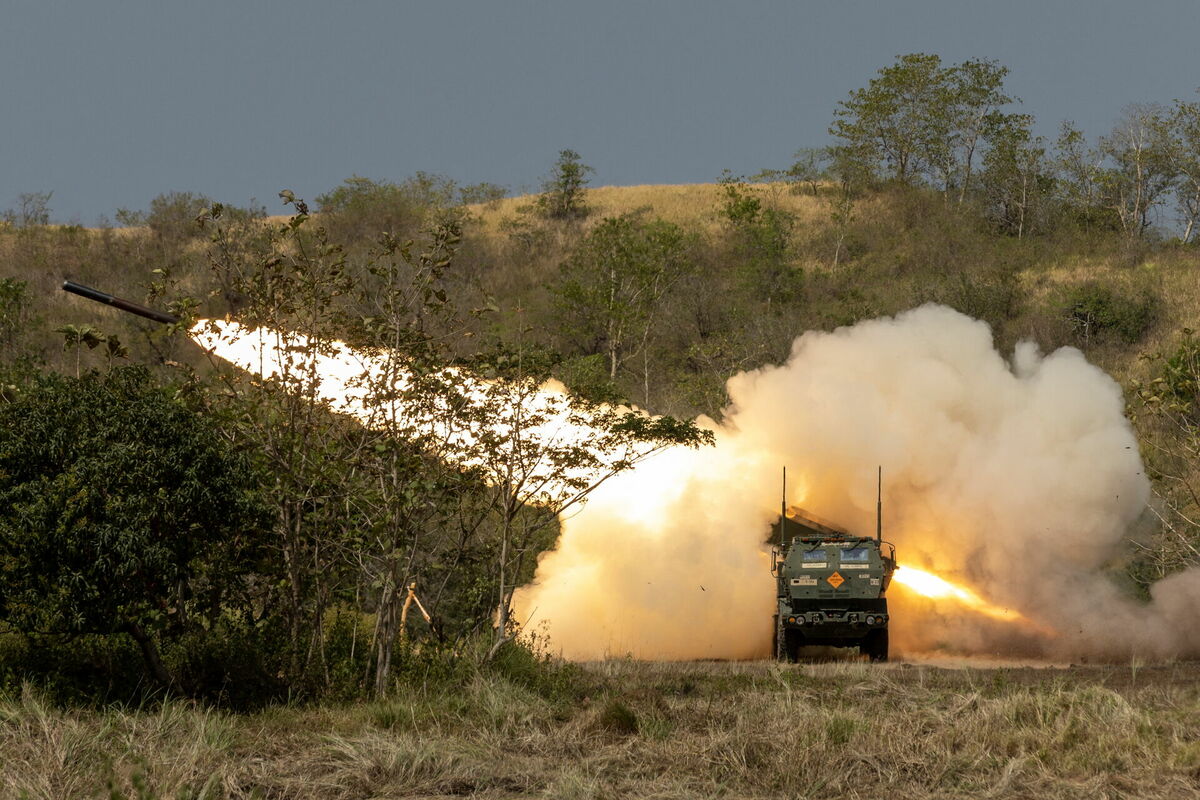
[512,304,1200,661]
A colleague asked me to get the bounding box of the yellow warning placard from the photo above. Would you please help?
[827,571,845,589]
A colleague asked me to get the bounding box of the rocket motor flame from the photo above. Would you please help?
[892,566,1027,624]
[189,306,1200,661]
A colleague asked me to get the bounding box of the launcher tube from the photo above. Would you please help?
[61,280,179,325]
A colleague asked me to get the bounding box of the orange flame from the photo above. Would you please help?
[893,565,1031,625]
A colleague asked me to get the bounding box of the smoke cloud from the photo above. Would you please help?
[513,304,1200,661]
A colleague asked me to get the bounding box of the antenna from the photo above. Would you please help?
[876,465,882,544]
[779,466,787,545]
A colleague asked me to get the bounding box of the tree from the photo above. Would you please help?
[553,214,696,400]
[1099,104,1177,239]
[452,332,713,658]
[946,59,1015,203]
[343,221,486,697]
[200,192,363,689]
[536,150,594,220]
[784,147,830,196]
[829,54,1017,199]
[54,324,128,377]
[0,367,268,693]
[1130,331,1200,580]
[2,192,52,228]
[1165,100,1200,242]
[717,175,799,306]
[316,173,464,245]
[979,114,1051,237]
[145,191,215,242]
[829,53,952,185]
[0,278,28,352]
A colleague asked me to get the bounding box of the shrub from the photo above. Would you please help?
[317,173,462,243]
[1060,281,1159,345]
[146,191,213,241]
[0,367,271,696]
[535,150,593,220]
[598,698,639,735]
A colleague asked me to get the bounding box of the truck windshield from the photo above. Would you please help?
[802,549,826,562]
[840,548,869,562]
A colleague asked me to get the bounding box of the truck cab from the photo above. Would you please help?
[772,508,896,662]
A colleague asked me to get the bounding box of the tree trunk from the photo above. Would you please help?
[373,574,398,698]
[126,620,182,695]
[491,502,513,659]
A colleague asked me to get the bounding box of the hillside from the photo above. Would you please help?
[4,182,1195,391]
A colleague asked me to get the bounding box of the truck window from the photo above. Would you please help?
[802,549,826,562]
[840,547,869,562]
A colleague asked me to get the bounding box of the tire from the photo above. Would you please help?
[784,629,804,663]
[861,629,889,662]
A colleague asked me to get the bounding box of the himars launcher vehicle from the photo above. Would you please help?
[771,468,896,662]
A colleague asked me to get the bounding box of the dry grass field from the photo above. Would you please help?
[3,658,1198,799]
[465,182,829,236]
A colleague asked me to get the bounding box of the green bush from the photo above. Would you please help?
[485,639,588,703]
[1060,281,1159,345]
[0,367,271,697]
[146,191,213,241]
[317,173,463,244]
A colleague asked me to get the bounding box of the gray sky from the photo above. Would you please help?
[3,1,1198,224]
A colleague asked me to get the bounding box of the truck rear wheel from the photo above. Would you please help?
[783,629,804,662]
[861,629,888,662]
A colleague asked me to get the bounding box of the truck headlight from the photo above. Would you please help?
[866,615,876,626]
[795,616,804,626]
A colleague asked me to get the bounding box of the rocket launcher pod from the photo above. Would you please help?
[61,280,180,325]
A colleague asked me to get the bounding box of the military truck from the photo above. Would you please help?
[771,472,896,662]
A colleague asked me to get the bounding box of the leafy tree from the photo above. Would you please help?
[343,221,490,696]
[1060,281,1159,345]
[54,324,128,377]
[717,175,799,305]
[553,214,696,399]
[829,54,1017,199]
[453,330,714,657]
[784,147,830,195]
[1130,331,1200,579]
[317,173,463,244]
[200,192,363,689]
[536,150,593,220]
[829,53,952,185]
[946,58,1015,203]
[1098,104,1177,239]
[0,278,28,351]
[146,191,215,242]
[0,367,269,693]
[979,114,1052,237]
[1164,100,1200,242]
[1053,121,1117,232]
